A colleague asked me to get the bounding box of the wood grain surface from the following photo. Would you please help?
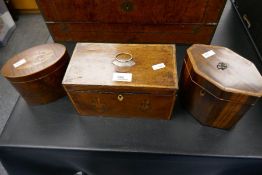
[1,43,67,81]
[187,44,262,97]
[1,43,69,105]
[63,43,178,119]
[36,0,226,44]
[37,0,225,23]
[180,44,262,129]
[47,23,216,44]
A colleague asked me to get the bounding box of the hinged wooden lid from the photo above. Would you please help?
[187,44,262,98]
[63,43,178,94]
[1,43,67,82]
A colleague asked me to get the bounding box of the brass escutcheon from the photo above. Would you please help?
[200,89,205,96]
[118,94,124,101]
[121,1,133,12]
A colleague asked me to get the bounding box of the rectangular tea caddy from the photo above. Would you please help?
[63,43,178,119]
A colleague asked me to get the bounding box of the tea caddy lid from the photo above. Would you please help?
[63,43,178,94]
[186,44,262,97]
[1,43,67,82]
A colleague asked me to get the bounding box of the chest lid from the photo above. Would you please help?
[1,43,67,82]
[63,43,178,94]
[187,44,262,97]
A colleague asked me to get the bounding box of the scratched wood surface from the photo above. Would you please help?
[63,43,178,119]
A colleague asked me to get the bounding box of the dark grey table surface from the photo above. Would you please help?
[1,1,262,159]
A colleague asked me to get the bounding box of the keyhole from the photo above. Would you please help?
[200,90,205,96]
[125,4,129,10]
[121,1,133,12]
[118,94,124,102]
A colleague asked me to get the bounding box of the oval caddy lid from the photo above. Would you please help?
[1,43,66,82]
[187,44,262,97]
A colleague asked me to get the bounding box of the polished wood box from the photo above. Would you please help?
[36,0,226,44]
[1,43,69,105]
[180,44,262,129]
[63,43,178,119]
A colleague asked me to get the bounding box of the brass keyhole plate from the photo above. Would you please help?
[118,94,124,101]
[121,1,133,12]
[200,90,205,96]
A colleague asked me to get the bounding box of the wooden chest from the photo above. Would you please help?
[1,43,69,105]
[180,44,262,129]
[36,0,226,44]
[63,43,178,119]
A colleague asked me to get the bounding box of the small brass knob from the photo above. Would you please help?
[118,94,124,101]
